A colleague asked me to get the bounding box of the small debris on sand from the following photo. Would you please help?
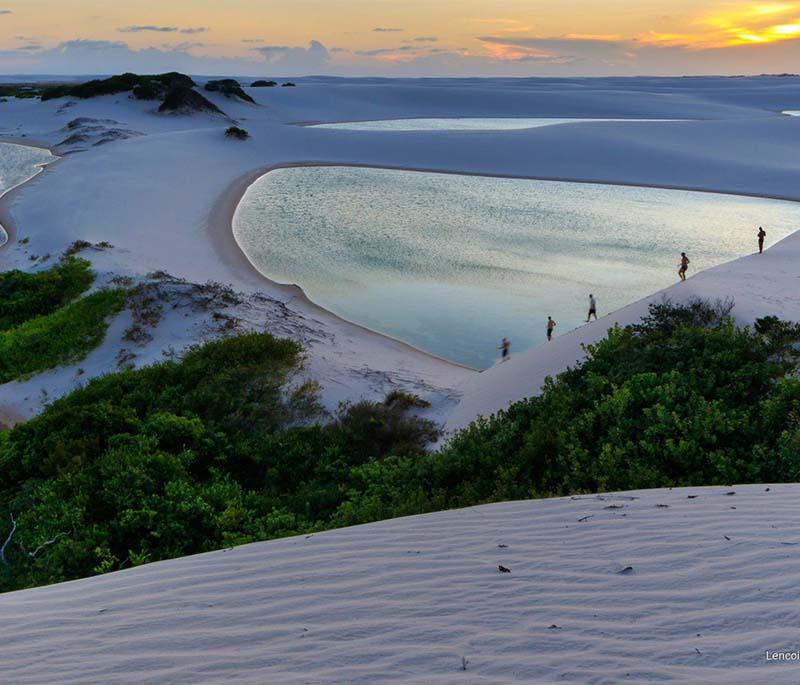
[498,565,511,573]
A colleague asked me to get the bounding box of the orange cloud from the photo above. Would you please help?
[634,3,800,48]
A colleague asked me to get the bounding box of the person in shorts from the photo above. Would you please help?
[546,316,556,341]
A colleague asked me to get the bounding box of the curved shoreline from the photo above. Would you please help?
[210,160,800,373]
[0,139,59,250]
[293,115,702,128]
[207,163,480,373]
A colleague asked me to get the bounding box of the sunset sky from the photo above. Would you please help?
[1,1,800,76]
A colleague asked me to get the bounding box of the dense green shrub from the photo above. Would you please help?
[41,72,196,102]
[225,126,250,140]
[328,300,800,526]
[0,257,93,331]
[0,86,43,99]
[205,79,255,104]
[0,333,437,591]
[0,288,126,383]
[1,300,799,593]
[159,86,223,114]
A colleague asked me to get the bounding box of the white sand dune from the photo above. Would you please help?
[2,76,800,424]
[1,78,800,683]
[2,484,799,684]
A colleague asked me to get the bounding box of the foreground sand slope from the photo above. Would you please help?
[2,483,799,684]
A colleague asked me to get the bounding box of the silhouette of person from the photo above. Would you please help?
[546,316,556,341]
[758,226,766,254]
[587,293,598,322]
[499,337,511,362]
[678,252,690,281]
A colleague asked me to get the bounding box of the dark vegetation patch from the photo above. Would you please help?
[0,85,42,99]
[41,72,195,101]
[35,72,225,117]
[0,258,93,331]
[0,334,437,590]
[0,288,126,383]
[225,126,250,140]
[205,79,255,104]
[158,86,223,114]
[1,298,799,592]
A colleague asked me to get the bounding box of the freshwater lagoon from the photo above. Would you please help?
[0,142,55,246]
[234,167,800,369]
[312,117,674,131]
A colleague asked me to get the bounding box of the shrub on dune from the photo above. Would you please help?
[159,86,224,115]
[205,79,255,104]
[2,299,799,593]
[0,287,126,383]
[0,257,93,331]
[225,126,250,140]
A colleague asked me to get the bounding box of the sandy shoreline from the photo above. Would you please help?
[208,162,479,372]
[209,159,800,374]
[0,139,58,250]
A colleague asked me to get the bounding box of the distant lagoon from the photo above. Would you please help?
[311,117,678,132]
[234,166,800,369]
[0,142,55,247]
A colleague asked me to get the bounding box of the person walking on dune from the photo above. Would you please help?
[546,316,556,342]
[498,337,511,362]
[678,252,690,281]
[758,226,766,254]
[586,293,598,322]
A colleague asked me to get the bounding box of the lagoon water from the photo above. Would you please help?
[235,167,800,369]
[313,118,671,131]
[0,142,54,246]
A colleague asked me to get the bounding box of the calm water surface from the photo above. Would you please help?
[234,167,800,368]
[0,142,54,246]
[312,118,673,131]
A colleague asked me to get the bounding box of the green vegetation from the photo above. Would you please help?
[251,80,277,88]
[0,85,43,99]
[205,79,255,104]
[41,72,196,102]
[0,334,435,591]
[332,300,800,526]
[36,72,224,116]
[0,258,93,331]
[159,86,223,114]
[0,288,126,383]
[0,258,124,384]
[1,299,799,593]
[225,126,250,140]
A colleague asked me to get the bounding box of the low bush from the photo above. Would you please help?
[225,126,250,140]
[205,79,255,104]
[41,72,196,102]
[0,333,437,591]
[0,257,93,331]
[0,288,126,383]
[2,299,799,593]
[159,86,223,114]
